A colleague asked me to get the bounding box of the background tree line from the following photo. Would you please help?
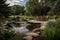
[0,0,60,18]
[26,0,60,16]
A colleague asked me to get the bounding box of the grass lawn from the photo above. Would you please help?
[9,15,34,19]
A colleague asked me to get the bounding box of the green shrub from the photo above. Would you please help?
[0,29,23,40]
[44,21,60,40]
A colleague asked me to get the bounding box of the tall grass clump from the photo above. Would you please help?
[44,21,60,40]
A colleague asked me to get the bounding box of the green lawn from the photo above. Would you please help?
[9,15,34,19]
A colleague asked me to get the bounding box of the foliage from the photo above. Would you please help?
[26,0,42,16]
[26,0,51,16]
[44,21,60,40]
[54,0,60,15]
[45,0,60,15]
[9,5,25,15]
[0,0,10,18]
[0,29,23,40]
[0,29,15,40]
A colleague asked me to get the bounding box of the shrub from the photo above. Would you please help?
[0,29,23,40]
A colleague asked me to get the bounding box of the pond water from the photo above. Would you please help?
[12,22,30,34]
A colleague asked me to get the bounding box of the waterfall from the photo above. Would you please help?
[12,23,29,34]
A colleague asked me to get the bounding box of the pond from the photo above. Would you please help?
[4,19,42,35]
[12,22,30,34]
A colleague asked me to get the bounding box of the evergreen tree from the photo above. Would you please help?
[0,0,10,18]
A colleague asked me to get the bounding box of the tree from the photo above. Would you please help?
[9,5,25,15]
[54,0,60,15]
[26,0,42,16]
[26,0,51,16]
[0,0,10,18]
[44,0,60,15]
